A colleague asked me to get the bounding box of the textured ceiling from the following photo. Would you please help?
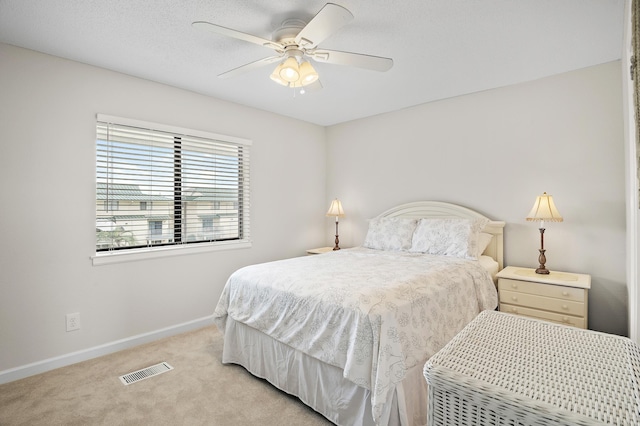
[0,0,625,126]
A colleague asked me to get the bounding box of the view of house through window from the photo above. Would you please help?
[96,115,251,253]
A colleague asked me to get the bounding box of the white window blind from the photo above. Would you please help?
[96,115,251,254]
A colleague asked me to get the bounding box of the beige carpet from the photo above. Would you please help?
[0,326,333,425]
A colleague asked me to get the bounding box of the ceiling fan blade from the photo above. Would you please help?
[192,21,282,51]
[303,79,323,93]
[218,56,283,79]
[295,3,353,48]
[292,79,323,93]
[311,49,393,72]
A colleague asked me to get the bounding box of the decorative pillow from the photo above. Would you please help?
[362,217,418,251]
[409,217,489,259]
[476,232,494,257]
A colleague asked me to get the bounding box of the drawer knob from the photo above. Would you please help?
[511,296,518,302]
[562,304,569,310]
[510,308,518,313]
[562,317,570,323]
[562,291,569,297]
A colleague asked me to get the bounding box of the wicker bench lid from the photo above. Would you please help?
[424,310,640,425]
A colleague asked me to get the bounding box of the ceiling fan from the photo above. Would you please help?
[192,3,393,93]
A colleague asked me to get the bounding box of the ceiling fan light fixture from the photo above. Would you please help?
[298,60,319,86]
[279,57,300,82]
[194,3,393,93]
[270,64,289,86]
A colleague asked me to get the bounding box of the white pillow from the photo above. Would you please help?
[362,217,418,251]
[409,217,489,259]
[477,232,494,257]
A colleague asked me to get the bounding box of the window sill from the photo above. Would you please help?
[91,240,252,266]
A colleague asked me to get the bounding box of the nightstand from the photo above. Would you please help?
[306,247,335,255]
[496,266,590,329]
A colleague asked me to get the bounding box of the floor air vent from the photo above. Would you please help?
[119,362,173,385]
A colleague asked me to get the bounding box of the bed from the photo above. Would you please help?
[213,201,505,425]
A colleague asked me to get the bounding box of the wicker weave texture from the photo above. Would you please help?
[424,311,640,425]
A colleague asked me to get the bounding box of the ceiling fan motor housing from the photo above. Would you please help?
[273,19,306,45]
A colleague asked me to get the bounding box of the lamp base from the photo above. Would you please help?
[535,246,549,274]
[333,221,341,250]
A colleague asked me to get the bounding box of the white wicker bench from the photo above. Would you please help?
[423,310,640,425]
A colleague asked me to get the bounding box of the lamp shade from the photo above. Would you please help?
[526,192,563,222]
[298,61,319,86]
[326,199,345,217]
[269,64,289,86]
[279,57,300,83]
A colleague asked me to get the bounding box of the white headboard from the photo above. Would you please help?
[376,201,505,270]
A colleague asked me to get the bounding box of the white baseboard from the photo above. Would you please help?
[0,315,215,385]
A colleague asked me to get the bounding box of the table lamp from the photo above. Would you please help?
[326,199,345,250]
[526,192,563,274]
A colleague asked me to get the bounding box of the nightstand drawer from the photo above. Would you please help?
[500,303,586,328]
[498,278,585,302]
[499,289,585,316]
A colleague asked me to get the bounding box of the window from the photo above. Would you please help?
[202,217,214,238]
[95,114,251,258]
[104,200,119,211]
[148,220,163,243]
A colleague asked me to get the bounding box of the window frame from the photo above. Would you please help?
[92,114,252,266]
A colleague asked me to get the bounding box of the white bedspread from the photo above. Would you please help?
[213,247,498,424]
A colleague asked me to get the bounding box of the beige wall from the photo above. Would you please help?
[326,61,627,336]
[0,43,326,374]
[0,41,627,381]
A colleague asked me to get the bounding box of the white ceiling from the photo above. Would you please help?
[0,0,625,126]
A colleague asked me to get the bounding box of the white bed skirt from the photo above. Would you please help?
[221,318,428,426]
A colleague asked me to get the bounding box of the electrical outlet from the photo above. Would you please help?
[66,312,80,332]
